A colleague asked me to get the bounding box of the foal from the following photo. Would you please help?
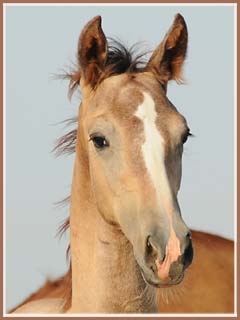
[12,14,234,314]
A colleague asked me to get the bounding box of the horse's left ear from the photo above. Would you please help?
[78,16,107,88]
[146,14,188,85]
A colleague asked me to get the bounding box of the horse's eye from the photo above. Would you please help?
[90,135,109,149]
[182,133,188,144]
[182,129,193,144]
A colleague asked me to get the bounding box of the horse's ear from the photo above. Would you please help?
[78,16,107,88]
[146,14,188,86]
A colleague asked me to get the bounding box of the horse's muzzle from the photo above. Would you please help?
[138,233,193,288]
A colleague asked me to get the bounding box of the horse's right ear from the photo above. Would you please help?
[78,16,107,88]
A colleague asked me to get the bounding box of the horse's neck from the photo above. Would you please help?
[68,151,157,313]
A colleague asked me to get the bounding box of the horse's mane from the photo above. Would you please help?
[53,39,149,310]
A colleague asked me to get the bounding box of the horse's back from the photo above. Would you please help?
[12,298,64,314]
[157,230,234,313]
[9,278,67,314]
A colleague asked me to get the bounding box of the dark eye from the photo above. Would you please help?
[90,135,109,149]
[182,128,193,144]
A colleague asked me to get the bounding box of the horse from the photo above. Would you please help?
[12,14,234,314]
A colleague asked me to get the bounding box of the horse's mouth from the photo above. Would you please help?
[139,258,185,288]
[140,269,185,288]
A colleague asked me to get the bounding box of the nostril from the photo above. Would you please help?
[183,239,193,269]
[146,236,158,259]
[145,235,165,262]
[146,235,154,256]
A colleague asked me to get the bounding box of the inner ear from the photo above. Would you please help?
[146,13,188,85]
[78,16,108,88]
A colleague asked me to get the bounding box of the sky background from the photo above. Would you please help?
[5,4,235,312]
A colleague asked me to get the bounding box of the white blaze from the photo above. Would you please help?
[135,92,181,276]
[135,91,172,208]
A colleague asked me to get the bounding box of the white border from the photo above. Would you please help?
[3,3,6,318]
[5,313,238,318]
[233,3,237,316]
[4,2,236,6]
[3,2,237,318]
